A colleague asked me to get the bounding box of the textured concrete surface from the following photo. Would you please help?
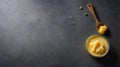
[0,0,119,67]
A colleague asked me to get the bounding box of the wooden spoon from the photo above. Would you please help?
[87,3,107,34]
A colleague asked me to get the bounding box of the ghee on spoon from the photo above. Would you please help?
[87,3,107,34]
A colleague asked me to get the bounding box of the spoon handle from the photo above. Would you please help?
[87,3,99,25]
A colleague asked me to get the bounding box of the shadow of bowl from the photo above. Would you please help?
[92,46,119,67]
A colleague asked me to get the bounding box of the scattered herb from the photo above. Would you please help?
[72,21,76,25]
[69,16,73,19]
[79,6,83,10]
[85,13,88,16]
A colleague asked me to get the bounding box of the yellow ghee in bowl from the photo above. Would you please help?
[86,35,109,58]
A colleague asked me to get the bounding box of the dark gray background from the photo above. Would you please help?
[0,0,119,67]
